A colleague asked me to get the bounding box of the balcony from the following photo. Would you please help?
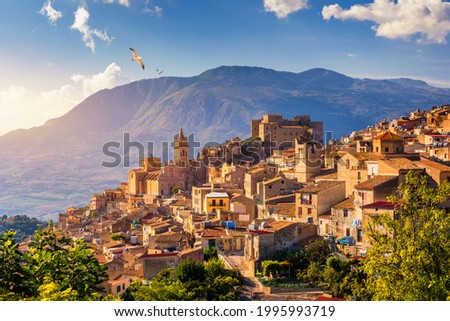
[301,199,312,205]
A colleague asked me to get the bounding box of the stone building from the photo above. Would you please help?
[251,114,324,150]
[128,128,206,198]
[373,131,404,154]
[296,180,346,224]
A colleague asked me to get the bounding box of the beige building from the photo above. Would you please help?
[287,140,322,183]
[256,172,302,205]
[373,131,404,154]
[251,114,323,148]
[128,128,205,197]
[244,164,277,198]
[296,180,346,224]
[337,152,383,196]
[361,201,396,250]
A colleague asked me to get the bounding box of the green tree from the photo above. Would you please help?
[203,246,218,261]
[363,171,450,300]
[305,239,331,265]
[322,257,371,300]
[297,261,323,287]
[0,228,108,300]
[0,231,33,299]
[123,259,242,301]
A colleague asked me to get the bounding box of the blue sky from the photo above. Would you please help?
[1,0,450,135]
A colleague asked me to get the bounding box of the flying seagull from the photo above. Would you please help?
[129,48,145,70]
[156,69,164,75]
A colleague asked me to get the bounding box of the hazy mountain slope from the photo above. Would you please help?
[1,66,450,219]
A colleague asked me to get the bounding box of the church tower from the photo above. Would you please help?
[174,128,189,166]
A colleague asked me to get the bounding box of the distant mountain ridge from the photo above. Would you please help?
[1,65,450,219]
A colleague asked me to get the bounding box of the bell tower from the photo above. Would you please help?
[174,128,189,166]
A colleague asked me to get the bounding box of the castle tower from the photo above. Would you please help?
[174,128,189,166]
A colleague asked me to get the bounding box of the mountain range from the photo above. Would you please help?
[1,66,450,219]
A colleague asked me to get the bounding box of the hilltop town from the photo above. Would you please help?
[46,105,450,298]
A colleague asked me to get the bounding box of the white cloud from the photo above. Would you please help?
[322,0,450,44]
[264,0,309,19]
[70,63,124,97]
[143,5,163,17]
[71,6,112,53]
[102,0,131,7]
[0,63,127,135]
[347,53,358,58]
[39,0,63,25]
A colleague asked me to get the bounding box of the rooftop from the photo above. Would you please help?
[332,197,355,210]
[363,201,397,210]
[206,192,229,198]
[374,131,404,141]
[297,180,344,194]
[267,203,297,216]
[416,158,450,172]
[378,158,420,171]
[354,175,398,190]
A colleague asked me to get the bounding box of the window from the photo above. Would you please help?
[116,285,121,293]
[343,209,348,217]
[346,159,350,169]
[346,228,351,236]
[219,199,223,206]
[212,200,217,206]
[385,147,389,152]
[307,208,312,215]
[301,194,312,205]
[376,147,379,152]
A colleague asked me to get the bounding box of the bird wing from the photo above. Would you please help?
[129,48,139,58]
[137,58,145,69]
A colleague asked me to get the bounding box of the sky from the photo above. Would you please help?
[1,0,450,135]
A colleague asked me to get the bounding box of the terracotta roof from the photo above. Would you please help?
[374,131,404,141]
[170,199,192,207]
[354,175,397,190]
[379,158,420,170]
[332,197,355,210]
[155,233,183,243]
[268,203,297,216]
[103,241,126,249]
[266,194,296,204]
[264,220,297,232]
[201,227,225,238]
[363,201,396,210]
[231,194,256,207]
[123,269,144,278]
[314,171,338,181]
[139,252,179,259]
[416,159,450,172]
[297,180,344,194]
